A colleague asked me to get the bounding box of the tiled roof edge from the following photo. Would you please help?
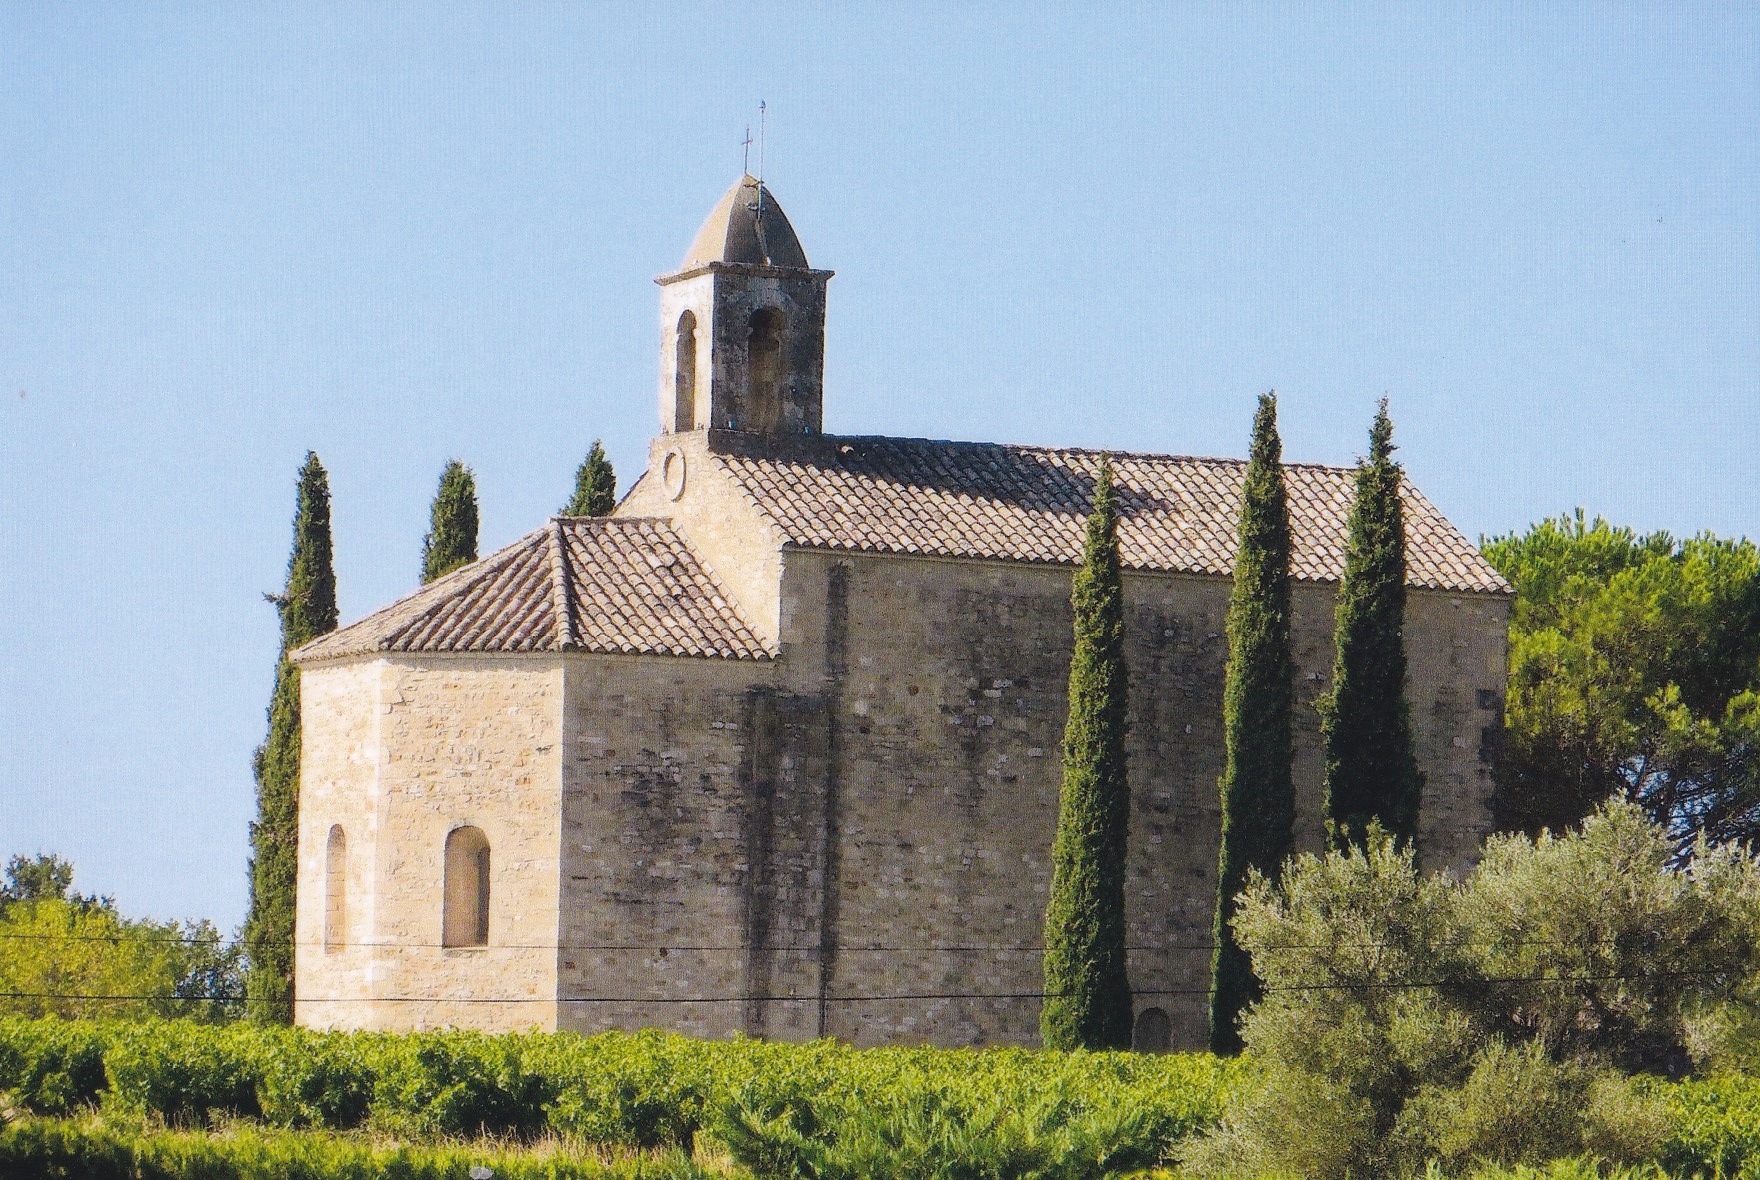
[768,536,1514,595]
[807,433,1382,474]
[289,530,546,663]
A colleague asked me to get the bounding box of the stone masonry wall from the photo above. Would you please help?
[767,547,1506,1049]
[296,549,1505,1048]
[294,659,385,1030]
[295,656,564,1032]
[553,651,839,1041]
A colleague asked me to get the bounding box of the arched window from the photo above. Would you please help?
[324,825,346,953]
[745,308,784,432]
[673,310,697,431]
[442,826,490,947]
[1132,1006,1171,1053]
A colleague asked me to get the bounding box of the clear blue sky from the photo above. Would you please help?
[3,4,1756,930]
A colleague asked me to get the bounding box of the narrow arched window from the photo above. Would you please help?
[443,826,490,947]
[1132,1006,1171,1053]
[746,308,784,432]
[673,310,697,431]
[324,825,347,953]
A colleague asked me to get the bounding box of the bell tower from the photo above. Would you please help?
[656,176,833,439]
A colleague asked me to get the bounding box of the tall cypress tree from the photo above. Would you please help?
[1208,392,1296,1054]
[1320,400,1424,849]
[421,460,478,584]
[246,451,338,1024]
[1041,457,1133,1051]
[562,440,617,517]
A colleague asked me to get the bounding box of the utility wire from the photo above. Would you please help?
[0,930,1713,954]
[1,965,1744,1009]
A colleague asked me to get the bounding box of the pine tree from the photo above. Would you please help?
[1209,392,1296,1054]
[421,460,478,583]
[562,440,617,517]
[1041,457,1134,1051]
[1320,400,1424,849]
[245,451,337,1024]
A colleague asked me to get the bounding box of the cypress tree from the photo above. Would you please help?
[1320,399,1424,849]
[1208,392,1296,1054]
[562,440,617,517]
[421,460,478,583]
[1041,457,1133,1051]
[246,451,338,1023]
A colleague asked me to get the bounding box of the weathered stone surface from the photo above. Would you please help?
[296,536,1503,1046]
[295,657,562,1031]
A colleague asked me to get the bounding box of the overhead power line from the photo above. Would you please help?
[0,929,1712,954]
[0,965,1742,1009]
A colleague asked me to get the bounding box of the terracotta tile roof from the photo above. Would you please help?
[292,518,772,663]
[708,434,1510,595]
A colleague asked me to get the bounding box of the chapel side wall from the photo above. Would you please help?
[1406,589,1508,873]
[295,659,387,1031]
[1285,584,1507,867]
[338,656,565,1032]
[772,550,1237,1049]
[776,550,1509,1050]
[557,651,839,1041]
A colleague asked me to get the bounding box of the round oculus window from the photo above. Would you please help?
[661,449,688,501]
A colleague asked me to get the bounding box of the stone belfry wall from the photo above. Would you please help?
[656,265,830,437]
[653,176,832,440]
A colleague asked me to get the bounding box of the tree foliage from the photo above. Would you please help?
[2,854,84,906]
[1209,392,1295,1056]
[420,459,479,584]
[246,452,338,1024]
[1320,400,1424,849]
[1482,512,1760,854]
[1186,802,1760,1177]
[0,856,241,1022]
[563,440,617,517]
[1041,458,1133,1051]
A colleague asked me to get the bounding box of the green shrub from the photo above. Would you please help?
[0,1017,1234,1165]
[1189,801,1760,1178]
[1422,1040,1591,1170]
[104,1022,263,1126]
[1463,1160,1674,1180]
[0,1116,713,1179]
[0,1017,112,1116]
[533,1027,718,1148]
[1177,1060,1378,1180]
[716,1085,1164,1180]
[368,1029,555,1139]
[253,1026,377,1130]
[1579,1073,1673,1166]
[0,1117,134,1180]
[1660,1073,1760,1175]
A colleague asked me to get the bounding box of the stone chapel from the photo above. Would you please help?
[290,174,1512,1051]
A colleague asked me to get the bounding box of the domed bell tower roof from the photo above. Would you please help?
[679,175,810,270]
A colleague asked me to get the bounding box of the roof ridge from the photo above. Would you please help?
[555,514,676,528]
[548,519,578,652]
[815,433,1378,474]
